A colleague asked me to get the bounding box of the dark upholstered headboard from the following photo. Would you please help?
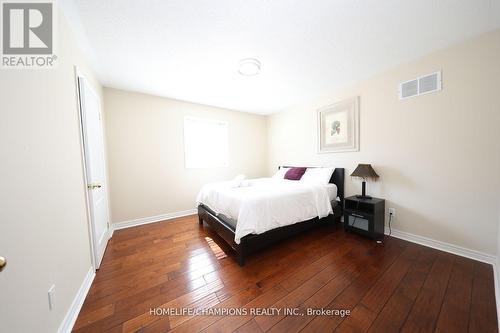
[279,166,345,203]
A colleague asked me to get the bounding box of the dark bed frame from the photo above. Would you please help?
[198,167,345,266]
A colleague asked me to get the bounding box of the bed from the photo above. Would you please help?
[197,167,345,266]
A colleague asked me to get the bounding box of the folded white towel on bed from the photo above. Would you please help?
[229,174,250,188]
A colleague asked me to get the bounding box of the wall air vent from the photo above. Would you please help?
[399,71,441,99]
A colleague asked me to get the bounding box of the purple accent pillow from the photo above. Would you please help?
[284,167,307,180]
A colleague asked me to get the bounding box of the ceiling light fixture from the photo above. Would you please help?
[238,58,261,76]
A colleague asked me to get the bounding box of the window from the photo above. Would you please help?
[184,116,229,168]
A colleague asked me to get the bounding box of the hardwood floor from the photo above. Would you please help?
[74,215,498,333]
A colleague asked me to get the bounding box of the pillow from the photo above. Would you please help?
[272,167,290,179]
[284,167,307,180]
[301,167,334,184]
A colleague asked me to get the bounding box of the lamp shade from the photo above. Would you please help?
[350,164,379,179]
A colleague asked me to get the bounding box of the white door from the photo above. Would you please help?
[78,76,111,269]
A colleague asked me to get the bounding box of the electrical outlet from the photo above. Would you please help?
[48,285,55,310]
[388,208,396,217]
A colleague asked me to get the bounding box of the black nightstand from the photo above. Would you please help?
[344,196,385,240]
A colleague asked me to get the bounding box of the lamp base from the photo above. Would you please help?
[356,181,372,199]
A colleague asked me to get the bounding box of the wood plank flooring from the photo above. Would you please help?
[74,215,498,333]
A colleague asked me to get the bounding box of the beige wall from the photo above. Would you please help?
[104,88,268,223]
[268,29,500,255]
[0,10,102,333]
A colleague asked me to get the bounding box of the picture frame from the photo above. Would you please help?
[318,96,359,153]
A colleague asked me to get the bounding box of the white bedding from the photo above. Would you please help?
[196,178,336,244]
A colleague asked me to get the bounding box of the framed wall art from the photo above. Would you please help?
[318,96,359,153]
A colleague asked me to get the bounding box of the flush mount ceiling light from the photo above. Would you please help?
[238,58,261,76]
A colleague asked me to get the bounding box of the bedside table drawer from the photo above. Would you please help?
[346,215,369,231]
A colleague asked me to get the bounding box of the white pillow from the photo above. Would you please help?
[301,167,334,184]
[272,167,290,179]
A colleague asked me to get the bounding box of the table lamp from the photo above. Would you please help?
[351,164,379,199]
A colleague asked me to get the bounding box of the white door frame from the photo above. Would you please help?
[73,66,111,270]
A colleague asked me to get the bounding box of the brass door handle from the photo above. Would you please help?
[87,183,102,190]
[0,256,6,271]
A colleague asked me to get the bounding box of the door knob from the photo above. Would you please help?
[87,183,102,190]
[0,256,6,271]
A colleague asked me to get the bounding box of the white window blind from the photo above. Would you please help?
[184,116,229,168]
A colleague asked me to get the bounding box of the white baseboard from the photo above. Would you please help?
[385,227,496,265]
[58,266,95,333]
[494,264,500,331]
[112,209,197,231]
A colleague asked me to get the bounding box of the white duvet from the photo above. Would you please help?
[196,178,335,244]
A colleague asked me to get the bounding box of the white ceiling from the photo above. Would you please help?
[64,0,500,114]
